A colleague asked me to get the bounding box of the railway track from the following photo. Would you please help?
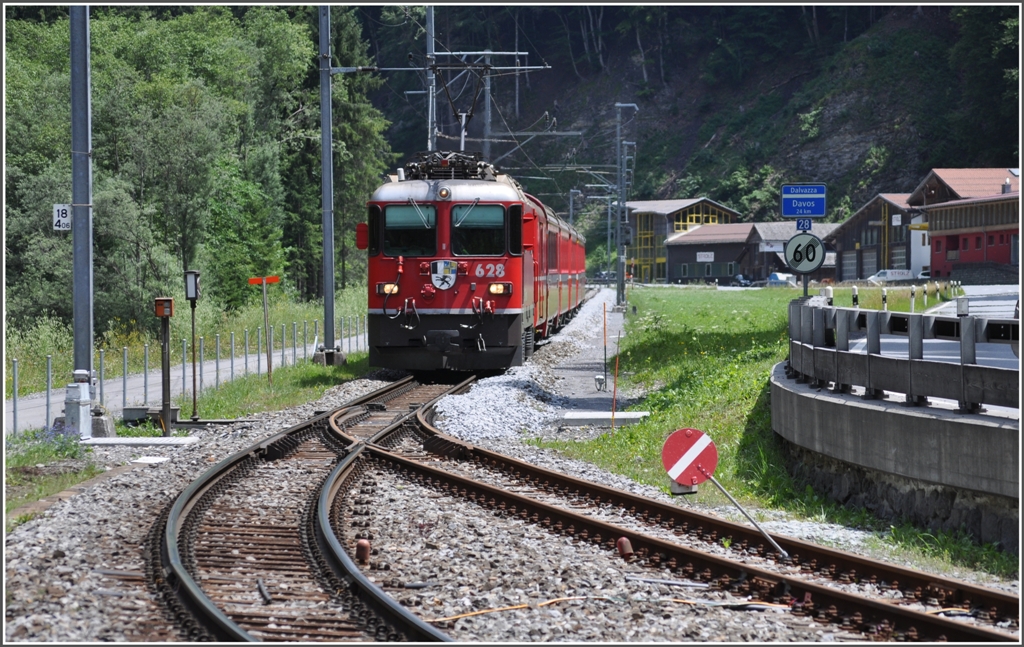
[152,377,465,642]
[154,376,1019,642]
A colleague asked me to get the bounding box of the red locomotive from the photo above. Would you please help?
[356,151,586,371]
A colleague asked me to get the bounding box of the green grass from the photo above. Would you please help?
[6,288,370,399]
[5,425,101,532]
[531,285,1015,578]
[173,353,370,420]
[6,353,371,531]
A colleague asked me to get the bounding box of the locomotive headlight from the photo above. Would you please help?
[376,282,399,295]
[488,282,513,296]
[437,186,451,199]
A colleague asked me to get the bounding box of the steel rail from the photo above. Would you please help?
[316,444,452,642]
[366,446,1015,642]
[158,376,419,641]
[413,409,1020,624]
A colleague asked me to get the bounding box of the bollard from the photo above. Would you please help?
[257,327,262,376]
[281,323,286,367]
[851,285,859,308]
[182,339,187,396]
[923,283,928,309]
[46,355,52,431]
[292,322,297,365]
[231,332,235,381]
[12,358,18,434]
[825,285,833,306]
[100,349,105,406]
[144,344,149,405]
[215,334,220,389]
[303,321,308,361]
[244,329,249,375]
[199,337,205,393]
[123,347,128,409]
[910,285,916,313]
[881,288,887,311]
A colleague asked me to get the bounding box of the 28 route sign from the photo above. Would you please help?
[784,232,825,274]
[661,428,719,487]
[781,184,826,218]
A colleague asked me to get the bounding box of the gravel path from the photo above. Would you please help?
[4,288,1017,643]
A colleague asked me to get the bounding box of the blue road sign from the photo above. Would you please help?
[781,184,826,217]
[796,218,812,231]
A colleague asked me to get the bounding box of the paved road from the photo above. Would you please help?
[6,333,367,436]
[846,284,1019,370]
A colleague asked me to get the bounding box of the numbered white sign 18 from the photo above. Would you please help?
[53,204,72,231]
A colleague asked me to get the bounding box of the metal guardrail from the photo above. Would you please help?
[786,296,1019,411]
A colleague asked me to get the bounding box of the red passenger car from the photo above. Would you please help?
[357,151,586,371]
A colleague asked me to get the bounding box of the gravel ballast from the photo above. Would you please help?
[4,288,1017,643]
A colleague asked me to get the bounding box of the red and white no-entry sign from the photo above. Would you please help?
[661,428,718,486]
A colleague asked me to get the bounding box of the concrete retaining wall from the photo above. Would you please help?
[770,362,1019,554]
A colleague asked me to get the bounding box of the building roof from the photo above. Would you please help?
[823,193,914,243]
[665,223,753,245]
[908,168,1020,205]
[919,189,1020,210]
[626,197,739,217]
[748,221,840,243]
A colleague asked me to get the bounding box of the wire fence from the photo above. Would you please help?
[6,315,369,435]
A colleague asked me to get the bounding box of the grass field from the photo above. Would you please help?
[535,284,1015,577]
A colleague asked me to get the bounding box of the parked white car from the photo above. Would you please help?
[916,269,930,280]
[866,269,914,284]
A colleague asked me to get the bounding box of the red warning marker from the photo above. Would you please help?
[661,428,718,486]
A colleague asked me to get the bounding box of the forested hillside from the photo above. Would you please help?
[5,6,391,336]
[4,5,1018,340]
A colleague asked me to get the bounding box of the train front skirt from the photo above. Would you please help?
[368,312,525,371]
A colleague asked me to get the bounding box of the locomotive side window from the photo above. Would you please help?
[383,204,436,256]
[367,205,381,256]
[452,204,505,256]
[508,205,523,255]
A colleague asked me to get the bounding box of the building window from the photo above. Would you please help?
[975,236,982,250]
[962,237,968,250]
[999,234,1004,244]
[921,233,927,246]
[935,240,942,252]
[681,264,688,277]
[988,235,994,246]
[727,262,734,276]
[705,263,712,276]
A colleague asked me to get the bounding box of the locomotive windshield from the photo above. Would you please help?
[383,203,436,256]
[452,204,505,256]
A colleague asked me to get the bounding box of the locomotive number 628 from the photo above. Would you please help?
[357,151,587,372]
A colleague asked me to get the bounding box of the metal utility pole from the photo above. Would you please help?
[319,6,338,363]
[483,51,491,160]
[569,189,582,226]
[67,6,95,437]
[426,6,436,151]
[614,103,638,306]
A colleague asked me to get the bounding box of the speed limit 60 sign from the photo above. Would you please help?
[784,232,824,274]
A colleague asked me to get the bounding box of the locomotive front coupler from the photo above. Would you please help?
[400,298,420,330]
